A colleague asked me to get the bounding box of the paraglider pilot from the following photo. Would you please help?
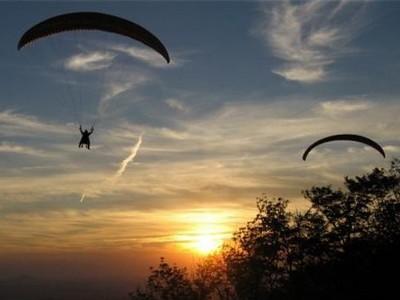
[79,125,94,149]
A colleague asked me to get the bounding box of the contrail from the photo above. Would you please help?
[80,134,143,203]
[113,134,143,181]
[80,193,86,203]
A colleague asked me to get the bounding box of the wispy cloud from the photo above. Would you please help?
[98,73,149,115]
[2,94,398,252]
[0,142,47,157]
[384,145,400,153]
[2,96,395,207]
[165,98,189,113]
[64,51,116,72]
[110,44,183,68]
[316,99,373,115]
[0,110,69,136]
[258,0,366,83]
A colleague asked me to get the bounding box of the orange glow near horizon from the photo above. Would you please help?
[173,212,233,255]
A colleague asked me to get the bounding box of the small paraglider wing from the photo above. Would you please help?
[302,134,385,161]
[17,12,170,63]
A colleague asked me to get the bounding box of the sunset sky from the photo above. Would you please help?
[1,0,400,294]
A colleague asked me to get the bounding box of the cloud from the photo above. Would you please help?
[159,127,188,140]
[0,142,47,157]
[2,95,398,252]
[2,96,395,205]
[110,45,184,68]
[0,110,69,136]
[316,99,373,115]
[98,73,149,115]
[383,145,400,153]
[273,65,326,83]
[258,0,365,83]
[64,51,116,72]
[165,98,189,113]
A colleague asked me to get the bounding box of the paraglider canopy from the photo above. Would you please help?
[17,11,170,63]
[17,11,171,128]
[302,134,386,161]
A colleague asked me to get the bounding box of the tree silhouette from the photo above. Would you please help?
[193,254,237,300]
[131,160,400,300]
[129,257,196,300]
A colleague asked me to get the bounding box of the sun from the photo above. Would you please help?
[173,212,234,255]
[173,209,236,256]
[195,233,220,254]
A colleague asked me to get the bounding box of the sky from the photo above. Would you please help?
[1,0,400,297]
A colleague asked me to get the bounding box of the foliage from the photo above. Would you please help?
[193,254,237,300]
[129,257,196,300]
[130,160,400,300]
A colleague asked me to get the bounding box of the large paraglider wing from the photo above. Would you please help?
[302,134,386,161]
[17,12,170,63]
